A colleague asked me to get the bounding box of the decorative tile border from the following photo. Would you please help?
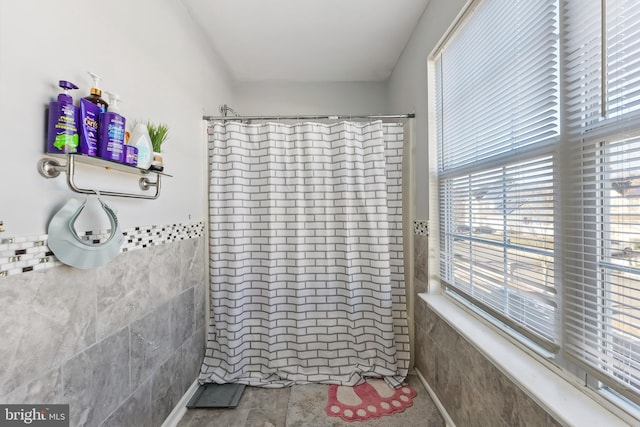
[3,218,430,275]
[414,219,428,236]
[0,221,204,277]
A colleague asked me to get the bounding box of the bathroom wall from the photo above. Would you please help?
[0,1,234,426]
[0,0,234,237]
[233,81,388,116]
[0,236,207,427]
[412,235,562,426]
[386,0,467,219]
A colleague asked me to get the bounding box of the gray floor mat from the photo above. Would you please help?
[186,383,246,409]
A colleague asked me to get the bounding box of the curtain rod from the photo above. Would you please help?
[202,113,415,121]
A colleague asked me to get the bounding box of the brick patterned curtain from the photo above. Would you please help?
[200,121,409,387]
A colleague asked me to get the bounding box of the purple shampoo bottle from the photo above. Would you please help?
[46,80,79,153]
[98,92,126,163]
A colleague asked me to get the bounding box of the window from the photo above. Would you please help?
[435,0,560,351]
[434,0,640,408]
[564,0,640,405]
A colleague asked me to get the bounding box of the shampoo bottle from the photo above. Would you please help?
[46,80,79,153]
[85,72,108,111]
[98,92,126,163]
[79,72,108,156]
[129,123,153,169]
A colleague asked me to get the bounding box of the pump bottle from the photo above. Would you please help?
[46,80,80,153]
[98,92,126,163]
[79,72,109,156]
[85,72,108,112]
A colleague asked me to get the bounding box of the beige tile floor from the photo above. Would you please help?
[177,375,445,427]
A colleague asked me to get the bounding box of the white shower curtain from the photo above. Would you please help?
[200,120,409,387]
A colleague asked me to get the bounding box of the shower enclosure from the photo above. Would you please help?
[199,115,413,388]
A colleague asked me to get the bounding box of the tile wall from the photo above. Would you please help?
[1,215,566,426]
[412,233,562,426]
[0,222,207,427]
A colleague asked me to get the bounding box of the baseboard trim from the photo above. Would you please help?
[161,380,200,427]
[416,368,456,427]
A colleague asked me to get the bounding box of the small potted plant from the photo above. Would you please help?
[146,121,169,171]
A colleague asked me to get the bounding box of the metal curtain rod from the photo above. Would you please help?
[202,113,415,121]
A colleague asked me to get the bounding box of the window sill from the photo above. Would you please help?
[418,293,633,427]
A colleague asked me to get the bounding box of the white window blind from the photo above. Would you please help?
[564,0,640,404]
[436,0,560,351]
[436,0,559,174]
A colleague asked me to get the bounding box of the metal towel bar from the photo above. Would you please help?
[37,154,171,200]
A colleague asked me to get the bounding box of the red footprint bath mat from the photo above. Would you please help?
[325,378,417,422]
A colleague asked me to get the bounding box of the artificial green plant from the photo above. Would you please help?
[146,121,169,153]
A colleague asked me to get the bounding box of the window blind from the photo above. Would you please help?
[440,157,556,344]
[564,0,640,404]
[436,0,559,175]
[436,0,559,350]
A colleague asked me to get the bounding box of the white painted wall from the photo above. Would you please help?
[387,0,468,218]
[232,81,388,116]
[0,0,234,237]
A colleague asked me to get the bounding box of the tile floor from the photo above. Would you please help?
[176,374,445,427]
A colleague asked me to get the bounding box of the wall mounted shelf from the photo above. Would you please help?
[37,154,171,200]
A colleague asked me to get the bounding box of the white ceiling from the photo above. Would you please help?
[181,0,431,82]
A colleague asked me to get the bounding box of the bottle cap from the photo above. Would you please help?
[58,80,78,103]
[59,80,78,91]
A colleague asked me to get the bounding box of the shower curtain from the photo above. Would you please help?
[200,120,409,387]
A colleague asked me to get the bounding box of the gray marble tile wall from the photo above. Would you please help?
[414,233,429,295]
[412,234,562,427]
[0,237,207,427]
